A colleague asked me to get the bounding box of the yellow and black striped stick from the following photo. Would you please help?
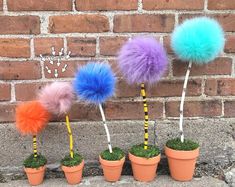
[65,114,74,158]
[141,83,149,150]
[33,135,38,158]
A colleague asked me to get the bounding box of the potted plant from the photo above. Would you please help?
[15,101,50,186]
[38,82,84,184]
[118,36,168,182]
[166,17,225,181]
[73,62,125,182]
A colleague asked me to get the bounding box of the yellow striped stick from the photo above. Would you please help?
[65,114,74,158]
[141,83,149,150]
[33,135,38,158]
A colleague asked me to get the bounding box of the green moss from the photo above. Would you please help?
[61,153,83,167]
[23,154,47,169]
[166,138,199,151]
[100,147,125,161]
[129,144,160,158]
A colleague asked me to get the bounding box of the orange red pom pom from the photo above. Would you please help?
[16,101,50,135]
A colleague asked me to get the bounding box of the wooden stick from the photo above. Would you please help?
[99,104,113,153]
[33,135,38,158]
[179,61,192,143]
[65,114,74,158]
[141,83,149,150]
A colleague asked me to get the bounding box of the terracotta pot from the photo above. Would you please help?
[165,146,199,181]
[99,155,125,182]
[129,153,161,182]
[24,165,46,186]
[62,160,84,185]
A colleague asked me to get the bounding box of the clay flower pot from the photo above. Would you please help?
[99,155,125,182]
[62,160,84,185]
[129,153,161,182]
[165,146,199,181]
[24,165,46,186]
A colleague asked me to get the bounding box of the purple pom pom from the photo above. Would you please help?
[118,36,168,85]
[38,82,74,116]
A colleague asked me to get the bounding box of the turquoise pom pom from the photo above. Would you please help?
[171,17,225,64]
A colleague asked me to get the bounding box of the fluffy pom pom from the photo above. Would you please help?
[171,17,225,64]
[73,62,116,104]
[16,101,50,135]
[118,36,168,85]
[38,82,74,115]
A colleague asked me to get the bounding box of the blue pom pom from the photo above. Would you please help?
[171,17,225,64]
[73,62,116,104]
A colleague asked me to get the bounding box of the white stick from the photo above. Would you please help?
[179,61,192,143]
[99,104,113,153]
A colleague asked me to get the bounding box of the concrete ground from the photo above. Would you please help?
[1,176,228,187]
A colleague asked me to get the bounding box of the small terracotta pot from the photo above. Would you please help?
[129,153,161,182]
[24,165,46,186]
[62,160,84,185]
[165,146,199,181]
[99,155,125,182]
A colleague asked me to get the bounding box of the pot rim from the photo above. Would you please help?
[128,152,160,165]
[61,160,84,172]
[24,165,46,174]
[165,146,199,160]
[99,155,125,166]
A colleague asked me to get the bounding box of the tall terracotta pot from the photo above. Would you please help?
[165,146,199,181]
[62,160,84,185]
[129,153,160,182]
[99,155,125,182]
[24,165,46,186]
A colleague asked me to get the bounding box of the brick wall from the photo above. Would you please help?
[0,0,235,123]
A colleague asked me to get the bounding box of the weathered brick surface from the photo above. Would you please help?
[34,37,64,56]
[0,104,16,122]
[8,0,72,11]
[114,14,175,33]
[0,38,30,58]
[143,0,204,10]
[0,61,41,80]
[67,37,96,57]
[225,35,235,53]
[224,101,235,117]
[208,0,235,10]
[0,84,11,101]
[76,0,138,11]
[0,16,40,34]
[49,15,109,33]
[173,58,232,76]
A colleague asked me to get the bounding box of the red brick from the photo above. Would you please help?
[100,37,128,56]
[114,14,175,33]
[0,0,2,10]
[163,35,173,54]
[68,102,100,121]
[0,16,40,34]
[0,104,16,122]
[224,101,235,117]
[143,0,204,10]
[225,35,235,53]
[173,58,232,76]
[15,82,46,101]
[67,37,96,57]
[8,0,72,11]
[205,78,235,96]
[208,0,235,10]
[0,61,41,80]
[166,100,222,117]
[179,14,235,32]
[49,15,109,33]
[105,101,163,120]
[0,38,30,58]
[116,79,202,98]
[0,84,11,101]
[34,38,64,56]
[76,0,137,11]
